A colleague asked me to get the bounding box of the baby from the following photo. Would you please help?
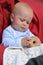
[3,2,43,65]
[2,2,34,47]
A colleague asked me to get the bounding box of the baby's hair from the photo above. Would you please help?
[11,2,33,16]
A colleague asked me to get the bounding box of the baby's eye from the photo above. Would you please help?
[27,21,29,24]
[19,18,25,22]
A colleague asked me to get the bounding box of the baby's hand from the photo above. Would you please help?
[21,36,41,48]
[21,37,31,47]
[28,36,41,48]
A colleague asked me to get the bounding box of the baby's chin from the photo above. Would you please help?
[19,29,27,32]
[19,27,27,32]
[15,27,27,32]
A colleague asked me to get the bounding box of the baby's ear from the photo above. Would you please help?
[10,14,14,22]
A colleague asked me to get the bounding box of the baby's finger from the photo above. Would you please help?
[26,37,31,41]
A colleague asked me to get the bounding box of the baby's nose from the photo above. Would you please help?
[23,21,27,26]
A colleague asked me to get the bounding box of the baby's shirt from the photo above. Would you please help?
[2,25,34,47]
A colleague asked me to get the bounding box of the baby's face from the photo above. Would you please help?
[11,4,33,32]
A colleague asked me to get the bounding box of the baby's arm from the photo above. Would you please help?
[2,30,22,47]
[2,29,31,47]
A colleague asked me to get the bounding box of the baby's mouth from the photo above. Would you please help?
[21,27,27,32]
[21,27,26,30]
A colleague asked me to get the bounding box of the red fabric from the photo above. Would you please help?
[0,6,3,43]
[2,0,14,29]
[0,44,5,65]
[0,0,6,3]
[19,0,43,43]
[0,0,14,43]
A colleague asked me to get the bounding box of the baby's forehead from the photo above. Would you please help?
[11,2,33,21]
[12,2,33,14]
